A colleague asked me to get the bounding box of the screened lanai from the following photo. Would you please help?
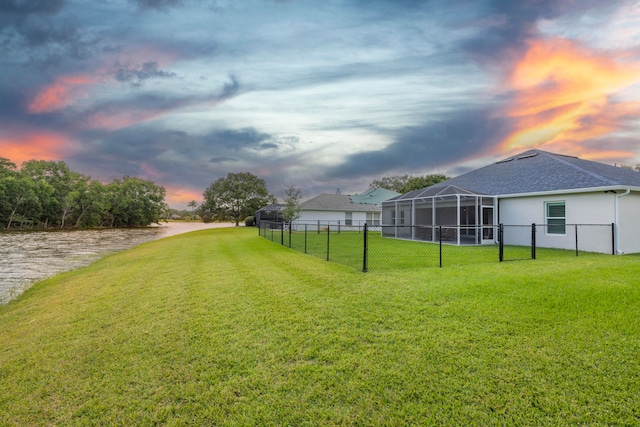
[380,185,497,245]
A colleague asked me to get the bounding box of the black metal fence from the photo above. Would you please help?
[258,221,616,272]
[499,223,615,261]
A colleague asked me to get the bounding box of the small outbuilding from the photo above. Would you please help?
[381,149,640,254]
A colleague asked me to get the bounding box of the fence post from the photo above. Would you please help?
[499,224,504,262]
[575,224,579,256]
[281,223,284,246]
[288,223,292,248]
[439,226,442,268]
[304,224,308,254]
[611,223,615,255]
[362,223,368,272]
[326,225,330,261]
[531,223,536,260]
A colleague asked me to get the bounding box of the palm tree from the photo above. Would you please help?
[187,200,198,220]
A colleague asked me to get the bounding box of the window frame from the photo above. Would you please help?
[545,201,566,235]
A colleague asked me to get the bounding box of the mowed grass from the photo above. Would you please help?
[1,227,640,426]
[269,228,599,271]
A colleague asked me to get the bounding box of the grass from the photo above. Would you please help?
[1,227,640,425]
[266,228,602,271]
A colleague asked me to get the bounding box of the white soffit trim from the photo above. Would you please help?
[497,186,640,199]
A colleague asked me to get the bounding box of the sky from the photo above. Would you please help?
[2,0,640,209]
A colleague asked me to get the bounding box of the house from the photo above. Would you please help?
[381,149,640,254]
[297,187,400,228]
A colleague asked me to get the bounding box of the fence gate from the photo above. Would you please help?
[499,224,536,262]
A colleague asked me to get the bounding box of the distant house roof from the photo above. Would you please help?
[349,187,400,205]
[299,194,379,212]
[256,203,285,213]
[388,149,640,201]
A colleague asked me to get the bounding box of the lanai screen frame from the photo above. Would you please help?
[381,186,497,245]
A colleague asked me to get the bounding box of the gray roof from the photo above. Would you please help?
[349,187,400,205]
[299,193,381,212]
[389,149,640,201]
[256,203,285,212]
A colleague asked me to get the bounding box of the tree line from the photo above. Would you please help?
[195,172,450,226]
[0,158,167,230]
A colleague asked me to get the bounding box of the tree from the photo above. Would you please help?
[369,174,449,193]
[187,200,198,220]
[21,160,75,228]
[281,185,302,225]
[200,172,275,226]
[0,175,41,229]
[401,174,449,192]
[106,177,167,227]
[0,158,17,177]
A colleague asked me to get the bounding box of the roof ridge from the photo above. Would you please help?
[542,151,618,186]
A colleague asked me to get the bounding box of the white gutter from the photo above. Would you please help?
[614,189,631,254]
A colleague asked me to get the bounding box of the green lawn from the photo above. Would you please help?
[1,227,639,425]
[263,227,601,271]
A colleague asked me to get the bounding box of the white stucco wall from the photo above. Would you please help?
[297,210,369,226]
[499,192,618,253]
[617,192,640,254]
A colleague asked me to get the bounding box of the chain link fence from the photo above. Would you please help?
[500,223,615,261]
[258,221,616,271]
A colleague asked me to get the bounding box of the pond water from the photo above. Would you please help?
[0,222,235,305]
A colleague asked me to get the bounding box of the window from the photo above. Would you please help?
[345,212,352,226]
[366,212,380,225]
[546,202,566,234]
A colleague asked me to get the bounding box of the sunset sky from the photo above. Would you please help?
[2,0,640,208]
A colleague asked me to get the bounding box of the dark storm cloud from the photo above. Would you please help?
[328,107,513,178]
[0,0,97,67]
[114,61,178,88]
[203,128,276,151]
[129,0,184,11]
[0,88,28,122]
[0,0,65,16]
[460,0,623,63]
[69,125,281,190]
[209,157,236,164]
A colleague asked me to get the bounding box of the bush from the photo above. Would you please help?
[244,216,255,227]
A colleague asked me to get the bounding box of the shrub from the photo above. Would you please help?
[244,216,255,226]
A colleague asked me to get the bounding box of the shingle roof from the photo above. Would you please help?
[257,203,285,212]
[299,193,382,212]
[388,149,640,201]
[349,187,400,205]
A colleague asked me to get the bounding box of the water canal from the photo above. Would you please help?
[0,222,234,304]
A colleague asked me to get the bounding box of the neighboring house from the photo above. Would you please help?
[382,149,640,254]
[254,203,285,227]
[297,187,400,228]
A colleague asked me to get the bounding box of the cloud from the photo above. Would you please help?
[0,129,74,165]
[498,37,640,158]
[28,73,97,113]
[328,108,512,179]
[459,0,623,66]
[114,61,178,88]
[0,0,65,17]
[69,125,281,184]
[24,72,240,133]
[129,0,184,11]
[0,1,97,67]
